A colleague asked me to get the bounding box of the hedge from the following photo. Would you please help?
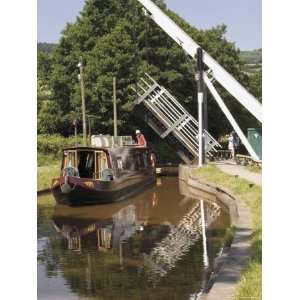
[37,134,83,158]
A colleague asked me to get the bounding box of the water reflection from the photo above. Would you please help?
[38,177,230,300]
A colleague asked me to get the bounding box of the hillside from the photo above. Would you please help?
[239,49,262,65]
[38,42,262,66]
[37,42,56,54]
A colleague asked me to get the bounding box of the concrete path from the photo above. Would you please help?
[213,160,262,186]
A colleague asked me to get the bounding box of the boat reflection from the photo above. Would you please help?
[50,177,230,299]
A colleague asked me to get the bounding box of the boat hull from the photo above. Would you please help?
[51,174,156,206]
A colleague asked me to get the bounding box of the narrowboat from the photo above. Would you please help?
[51,135,156,206]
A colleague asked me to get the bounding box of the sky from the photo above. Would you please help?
[37,0,261,50]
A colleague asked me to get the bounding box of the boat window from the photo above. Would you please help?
[116,157,123,169]
[95,151,109,179]
[77,151,95,179]
[123,154,138,171]
[64,151,77,168]
[97,228,112,250]
[143,150,150,168]
[63,152,67,168]
[122,150,150,172]
[67,236,81,251]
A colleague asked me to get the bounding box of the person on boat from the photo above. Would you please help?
[135,129,147,147]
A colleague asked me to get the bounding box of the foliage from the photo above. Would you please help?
[239,49,262,65]
[37,134,83,159]
[37,79,52,101]
[248,70,262,102]
[192,164,261,300]
[37,51,53,80]
[38,101,63,134]
[37,42,56,54]
[37,0,261,142]
[234,263,262,300]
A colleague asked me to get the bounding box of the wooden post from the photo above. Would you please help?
[74,120,78,146]
[113,77,117,138]
[78,57,87,146]
[88,116,91,145]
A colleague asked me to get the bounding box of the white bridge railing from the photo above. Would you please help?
[132,73,221,159]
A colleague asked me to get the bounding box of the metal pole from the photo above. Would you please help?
[196,47,204,166]
[78,57,87,146]
[203,83,208,132]
[113,76,118,137]
[203,80,208,165]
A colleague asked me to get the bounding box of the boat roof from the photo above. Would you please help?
[63,145,149,151]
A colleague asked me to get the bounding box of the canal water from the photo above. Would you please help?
[38,177,231,300]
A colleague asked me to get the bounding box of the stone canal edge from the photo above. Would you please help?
[179,165,252,300]
[37,188,51,195]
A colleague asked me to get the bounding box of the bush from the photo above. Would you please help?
[37,134,83,159]
[37,134,181,166]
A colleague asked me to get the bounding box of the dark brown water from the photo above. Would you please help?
[38,177,230,300]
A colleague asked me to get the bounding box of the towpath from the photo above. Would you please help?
[213,160,262,186]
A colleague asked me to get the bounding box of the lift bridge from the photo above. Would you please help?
[133,0,262,162]
[132,73,222,163]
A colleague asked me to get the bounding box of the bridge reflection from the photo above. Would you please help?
[49,177,230,299]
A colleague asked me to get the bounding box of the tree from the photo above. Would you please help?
[40,0,260,139]
[37,100,62,134]
[248,70,262,102]
[37,51,53,80]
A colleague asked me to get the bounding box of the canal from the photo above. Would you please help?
[37,177,231,300]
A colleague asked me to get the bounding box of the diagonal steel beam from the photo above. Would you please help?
[137,0,262,123]
[204,73,259,160]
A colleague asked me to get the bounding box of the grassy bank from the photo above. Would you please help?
[37,163,60,191]
[192,164,261,300]
[37,135,72,190]
[246,164,262,174]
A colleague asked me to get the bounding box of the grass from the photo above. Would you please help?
[37,154,59,206]
[37,163,60,191]
[38,152,60,167]
[37,154,58,207]
[192,164,261,300]
[246,164,262,174]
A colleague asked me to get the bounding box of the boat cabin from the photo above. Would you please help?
[61,146,153,181]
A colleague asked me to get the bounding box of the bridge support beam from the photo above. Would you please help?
[204,73,259,160]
